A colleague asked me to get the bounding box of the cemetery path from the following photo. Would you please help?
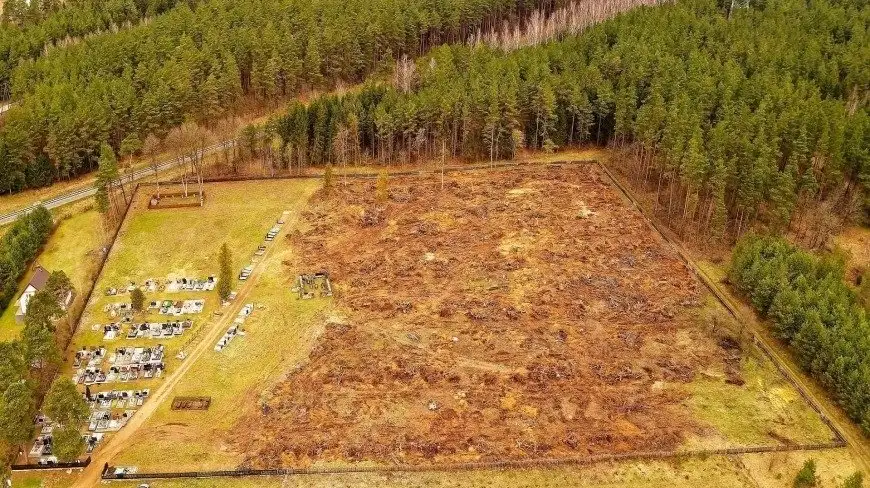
[71,223,283,488]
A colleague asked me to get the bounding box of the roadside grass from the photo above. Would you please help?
[0,206,104,341]
[0,177,96,217]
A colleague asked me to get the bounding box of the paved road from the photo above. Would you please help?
[0,139,235,225]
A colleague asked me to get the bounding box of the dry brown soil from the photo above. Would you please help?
[235,165,733,467]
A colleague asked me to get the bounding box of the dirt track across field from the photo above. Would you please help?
[71,218,291,488]
[234,165,734,467]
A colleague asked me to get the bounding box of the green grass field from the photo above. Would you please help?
[685,353,833,447]
[0,206,105,342]
[655,294,836,449]
[113,179,326,470]
[64,180,319,401]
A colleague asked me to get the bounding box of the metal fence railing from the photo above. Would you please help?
[13,456,90,472]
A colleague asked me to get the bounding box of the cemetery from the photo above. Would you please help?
[72,345,166,385]
[214,303,252,352]
[293,272,333,299]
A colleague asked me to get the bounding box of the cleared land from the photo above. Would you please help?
[224,165,833,468]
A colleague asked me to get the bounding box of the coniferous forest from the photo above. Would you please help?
[257,0,867,240]
[0,0,584,192]
[0,0,867,478]
[0,0,189,101]
[730,235,870,434]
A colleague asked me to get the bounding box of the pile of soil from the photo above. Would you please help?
[235,165,727,467]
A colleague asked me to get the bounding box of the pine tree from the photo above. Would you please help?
[841,472,863,488]
[305,38,324,88]
[218,243,232,302]
[44,377,88,426]
[769,161,798,231]
[792,311,826,370]
[793,459,817,488]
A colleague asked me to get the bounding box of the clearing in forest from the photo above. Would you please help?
[227,164,834,468]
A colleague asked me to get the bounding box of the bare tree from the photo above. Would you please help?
[142,134,162,198]
[482,0,664,51]
[393,55,416,94]
[167,122,212,202]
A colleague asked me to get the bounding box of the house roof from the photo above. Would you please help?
[28,266,50,291]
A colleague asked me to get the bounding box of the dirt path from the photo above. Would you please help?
[71,220,289,488]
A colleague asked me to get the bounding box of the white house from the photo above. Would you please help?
[16,266,51,320]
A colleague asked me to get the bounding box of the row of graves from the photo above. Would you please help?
[72,345,166,385]
[101,319,193,341]
[103,298,205,318]
[294,272,333,299]
[28,415,105,465]
[99,299,203,341]
[123,319,193,340]
[150,298,206,315]
[214,303,253,352]
[104,276,218,296]
[239,211,289,281]
[85,388,150,432]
